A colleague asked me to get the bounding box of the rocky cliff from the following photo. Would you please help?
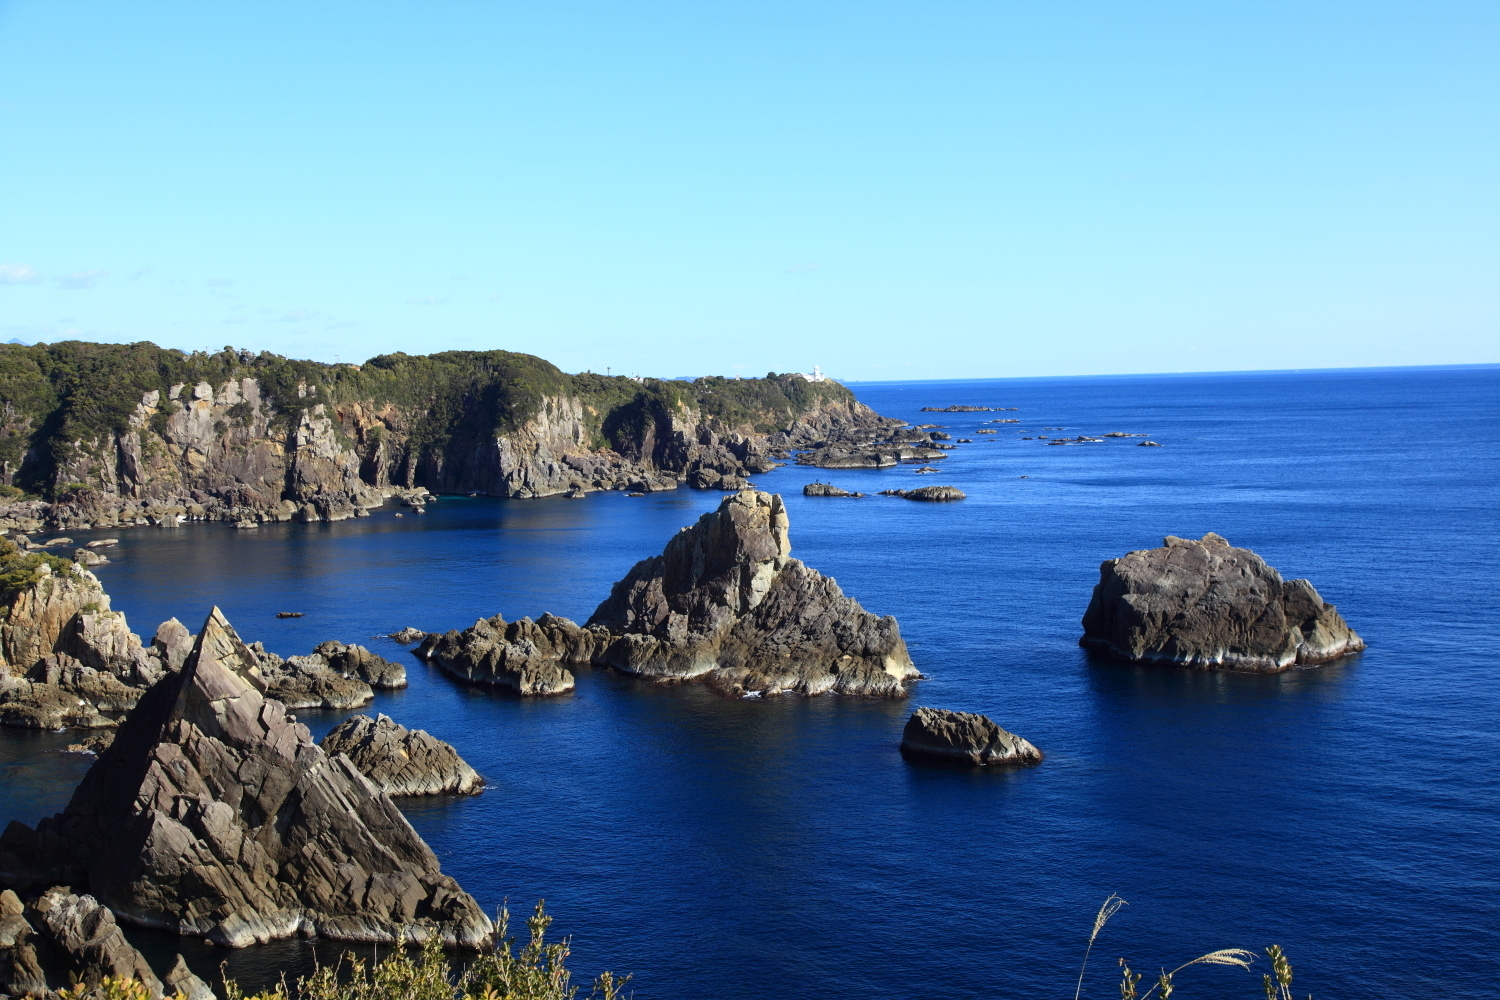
[0,608,493,949]
[1080,533,1365,671]
[0,342,898,530]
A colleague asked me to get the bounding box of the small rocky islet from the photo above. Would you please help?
[1080,532,1365,671]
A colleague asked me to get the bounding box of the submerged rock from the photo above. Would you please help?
[586,491,918,697]
[1080,533,1365,671]
[900,707,1042,765]
[0,607,493,949]
[321,714,483,796]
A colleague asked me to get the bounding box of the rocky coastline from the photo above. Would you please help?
[1080,532,1365,671]
[0,343,902,532]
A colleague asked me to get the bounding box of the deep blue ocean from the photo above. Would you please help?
[2,366,1497,998]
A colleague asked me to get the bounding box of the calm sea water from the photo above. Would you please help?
[2,366,1497,999]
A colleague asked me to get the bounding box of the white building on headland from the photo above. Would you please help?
[797,365,828,382]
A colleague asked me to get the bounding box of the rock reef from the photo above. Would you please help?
[1080,533,1365,671]
[321,714,484,797]
[878,486,966,501]
[803,482,864,498]
[0,608,493,949]
[418,614,582,696]
[900,708,1042,765]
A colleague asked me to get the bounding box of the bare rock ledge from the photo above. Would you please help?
[321,714,484,797]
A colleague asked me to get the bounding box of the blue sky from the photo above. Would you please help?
[1,1,1496,380]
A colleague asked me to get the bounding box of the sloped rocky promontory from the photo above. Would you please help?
[1080,533,1365,671]
[900,708,1042,765]
[321,714,484,796]
[0,608,493,949]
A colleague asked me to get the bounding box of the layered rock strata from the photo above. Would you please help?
[321,714,483,796]
[0,608,493,949]
[0,886,173,997]
[1080,533,1365,671]
[900,708,1042,765]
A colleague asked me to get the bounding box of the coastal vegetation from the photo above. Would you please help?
[0,341,858,498]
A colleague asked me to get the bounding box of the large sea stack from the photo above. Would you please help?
[1080,533,1365,671]
[419,491,919,697]
[0,608,493,949]
[586,490,917,696]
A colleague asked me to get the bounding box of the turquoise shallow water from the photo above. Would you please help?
[1,366,1497,998]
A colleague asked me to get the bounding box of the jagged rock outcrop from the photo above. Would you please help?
[418,614,584,696]
[387,627,426,643]
[0,886,167,997]
[585,491,918,696]
[313,641,407,689]
[321,714,483,796]
[900,708,1042,765]
[0,608,493,949]
[250,646,374,710]
[1080,533,1365,671]
[879,486,966,501]
[0,543,167,729]
[0,343,899,530]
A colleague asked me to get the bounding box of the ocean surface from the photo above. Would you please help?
[2,366,1497,998]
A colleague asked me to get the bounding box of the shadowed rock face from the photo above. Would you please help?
[587,491,918,697]
[0,608,492,949]
[0,887,169,998]
[1080,533,1365,672]
[900,708,1042,765]
[321,714,483,797]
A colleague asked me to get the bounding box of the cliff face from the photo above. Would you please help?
[0,342,897,529]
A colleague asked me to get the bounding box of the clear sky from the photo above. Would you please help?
[1,1,1497,380]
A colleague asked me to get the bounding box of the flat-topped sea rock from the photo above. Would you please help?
[900,707,1042,765]
[803,482,863,497]
[0,607,493,949]
[321,714,484,796]
[586,491,918,697]
[879,486,966,501]
[1080,533,1365,671]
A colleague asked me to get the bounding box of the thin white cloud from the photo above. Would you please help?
[58,270,108,289]
[205,277,235,287]
[0,263,41,284]
[127,267,152,280]
[407,296,448,305]
[223,317,250,325]
[786,263,819,274]
[279,309,321,322]
[324,321,356,330]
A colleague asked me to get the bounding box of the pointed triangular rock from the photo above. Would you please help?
[12,609,492,948]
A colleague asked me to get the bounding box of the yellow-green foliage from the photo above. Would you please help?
[0,535,76,610]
